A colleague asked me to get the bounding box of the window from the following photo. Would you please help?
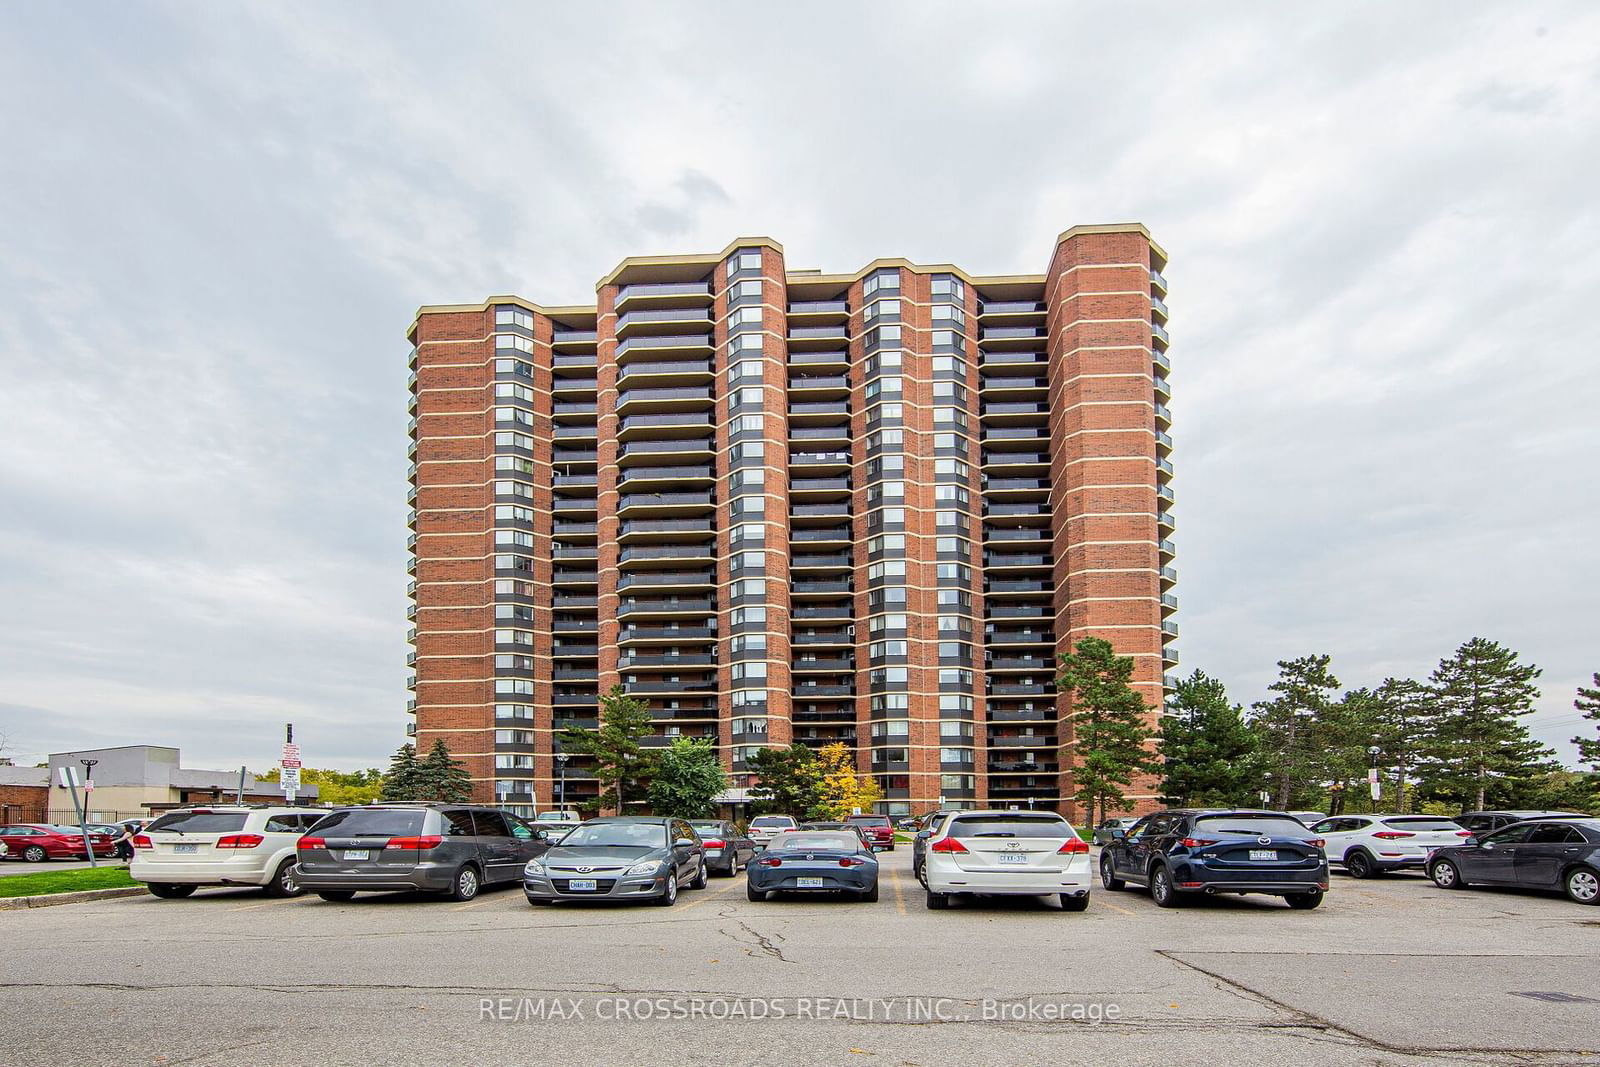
[869,613,908,633]
[931,276,964,300]
[729,306,763,328]
[496,357,533,378]
[869,429,902,449]
[736,250,762,272]
[738,279,762,298]
[732,661,768,681]
[731,634,767,654]
[868,534,905,553]
[870,640,908,658]
[496,306,534,329]
[732,331,763,352]
[863,271,900,295]
[495,432,533,451]
[729,360,763,382]
[732,606,766,626]
[872,693,910,712]
[940,748,973,764]
[932,304,965,325]
[863,298,900,322]
[730,523,765,545]
[736,414,764,433]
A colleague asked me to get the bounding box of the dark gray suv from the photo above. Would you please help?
[523,816,706,906]
[296,805,552,902]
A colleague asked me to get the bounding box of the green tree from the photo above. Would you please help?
[1057,637,1157,828]
[1372,678,1432,813]
[557,685,657,815]
[747,744,822,816]
[646,738,728,819]
[1157,670,1260,807]
[1250,654,1340,810]
[1573,673,1600,771]
[412,740,473,803]
[1419,637,1551,810]
[1315,687,1384,815]
[257,767,384,806]
[379,744,421,802]
[808,742,884,819]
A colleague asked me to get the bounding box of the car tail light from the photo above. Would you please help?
[1372,831,1415,840]
[758,856,782,867]
[215,834,265,849]
[701,838,724,849]
[132,834,153,850]
[929,837,968,854]
[297,836,327,850]
[1306,838,1325,848]
[1181,837,1218,849]
[1179,881,1204,888]
[839,857,865,867]
[385,835,443,850]
[1057,838,1090,854]
[1456,830,1473,837]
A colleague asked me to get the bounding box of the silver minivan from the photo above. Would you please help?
[296,804,553,902]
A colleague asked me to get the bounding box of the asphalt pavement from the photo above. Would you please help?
[2,846,1596,1065]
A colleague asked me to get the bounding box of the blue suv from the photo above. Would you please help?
[1099,809,1330,909]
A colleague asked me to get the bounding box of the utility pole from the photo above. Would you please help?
[236,766,246,805]
[60,763,98,868]
[557,752,569,814]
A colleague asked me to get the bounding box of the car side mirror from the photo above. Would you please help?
[1478,839,1491,849]
[1110,829,1127,841]
[674,838,696,849]
[1463,835,1477,847]
[915,830,931,840]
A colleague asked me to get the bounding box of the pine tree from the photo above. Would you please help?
[1249,655,1340,810]
[646,738,729,819]
[1057,637,1157,828]
[379,743,420,802]
[1314,688,1383,815]
[1373,678,1432,813]
[557,685,657,815]
[413,740,473,803]
[1419,637,1550,810]
[1156,670,1260,807]
[1573,673,1600,771]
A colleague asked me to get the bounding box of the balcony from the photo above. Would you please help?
[985,526,1048,543]
[1163,645,1180,668]
[986,631,1053,647]
[554,424,598,440]
[615,281,712,309]
[793,604,852,620]
[1150,268,1168,294]
[620,517,715,540]
[787,324,848,346]
[1157,483,1175,505]
[618,491,714,515]
[554,353,598,371]
[618,653,716,669]
[1158,510,1176,533]
[619,412,715,439]
[789,450,851,470]
[988,656,1054,672]
[625,679,718,694]
[788,400,851,419]
[1154,430,1174,455]
[619,544,715,565]
[793,657,854,672]
[978,300,1046,319]
[617,570,714,591]
[618,597,716,618]
[553,402,598,419]
[984,477,1049,494]
[987,734,1059,747]
[788,375,850,394]
[619,465,715,489]
[552,643,599,658]
[1162,619,1179,638]
[787,299,849,319]
[1160,565,1178,587]
[616,307,713,338]
[792,579,852,596]
[1159,538,1177,560]
[790,476,851,496]
[1151,323,1170,345]
[620,625,716,643]
[1151,295,1170,321]
[1161,593,1179,614]
[979,326,1047,348]
[1154,402,1172,428]
[553,617,599,632]
[551,327,598,349]
[981,402,1049,420]
[985,579,1050,595]
[615,334,712,361]
[790,424,851,442]
[552,377,598,395]
[791,552,851,570]
[983,377,1047,395]
[616,385,714,413]
[791,526,850,543]
[791,501,851,519]
[792,630,852,646]
[553,473,598,489]
[1152,348,1171,374]
[553,544,598,561]
[553,594,599,609]
[618,359,713,383]
[983,502,1049,518]
[788,350,849,369]
[794,683,855,697]
[980,350,1048,370]
[985,553,1051,569]
[618,441,714,467]
[1156,457,1175,477]
[1153,374,1171,400]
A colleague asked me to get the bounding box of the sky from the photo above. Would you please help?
[1,2,1597,775]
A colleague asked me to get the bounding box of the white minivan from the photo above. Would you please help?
[131,806,321,898]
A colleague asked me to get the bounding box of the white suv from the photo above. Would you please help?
[131,807,321,898]
[1310,814,1471,878]
[923,810,1093,912]
[747,815,798,847]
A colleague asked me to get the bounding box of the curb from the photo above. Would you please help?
[0,887,147,911]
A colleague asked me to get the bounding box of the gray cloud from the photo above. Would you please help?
[1,1,1596,771]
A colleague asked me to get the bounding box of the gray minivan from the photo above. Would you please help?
[296,804,553,902]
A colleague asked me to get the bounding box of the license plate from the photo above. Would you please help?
[343,849,370,861]
[998,853,1029,864]
[568,879,597,892]
[796,877,825,888]
[174,843,198,855]
[1249,849,1276,861]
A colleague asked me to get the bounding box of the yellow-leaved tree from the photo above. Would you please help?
[809,742,884,819]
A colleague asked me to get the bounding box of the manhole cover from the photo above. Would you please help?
[1510,991,1599,1004]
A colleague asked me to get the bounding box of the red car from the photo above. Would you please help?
[844,814,896,852]
[0,824,117,863]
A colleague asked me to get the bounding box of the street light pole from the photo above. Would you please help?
[1367,745,1382,812]
[557,752,569,814]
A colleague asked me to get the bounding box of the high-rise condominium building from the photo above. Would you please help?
[406,224,1175,819]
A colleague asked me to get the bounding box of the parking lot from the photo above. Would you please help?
[3,846,1596,1066]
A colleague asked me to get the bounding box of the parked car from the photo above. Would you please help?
[532,820,580,841]
[131,807,321,898]
[1454,810,1587,836]
[922,810,1092,912]
[747,814,799,847]
[1428,817,1600,905]
[844,813,896,852]
[1310,814,1471,878]
[797,821,872,849]
[524,816,706,906]
[0,824,116,863]
[746,830,880,902]
[688,819,757,876]
[911,811,962,883]
[297,804,551,903]
[1092,817,1142,846]
[1100,809,1330,909]
[536,810,581,823]
[895,816,923,831]
[1289,811,1327,826]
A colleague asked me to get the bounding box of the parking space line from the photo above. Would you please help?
[1095,896,1137,917]
[888,864,907,916]
[451,894,501,912]
[680,876,746,911]
[227,896,306,913]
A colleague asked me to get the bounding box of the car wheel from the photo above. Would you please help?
[1150,866,1182,908]
[444,865,480,903]
[689,859,707,890]
[653,872,679,907]
[859,881,880,903]
[264,859,303,898]
[746,882,767,902]
[925,889,950,910]
[23,845,47,863]
[1430,859,1467,890]
[1346,850,1376,879]
[146,883,196,899]
[1565,867,1600,906]
[1060,893,1090,912]
[1101,856,1126,891]
[316,890,356,902]
[1285,891,1323,910]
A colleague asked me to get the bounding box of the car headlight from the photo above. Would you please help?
[626,860,664,876]
[523,860,545,876]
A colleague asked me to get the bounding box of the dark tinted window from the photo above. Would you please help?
[472,811,512,838]
[1381,817,1462,832]
[264,815,306,833]
[306,809,426,837]
[1482,822,1538,845]
[443,810,475,837]
[508,817,536,840]
[846,815,891,826]
[948,814,1073,839]
[1192,815,1314,836]
[147,813,249,834]
[1527,823,1584,844]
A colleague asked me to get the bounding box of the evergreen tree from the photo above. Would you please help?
[1573,673,1600,771]
[646,738,729,819]
[1419,637,1550,810]
[1314,687,1383,815]
[379,743,420,802]
[1373,678,1432,813]
[1249,654,1340,810]
[808,742,884,820]
[557,685,657,815]
[1156,670,1260,807]
[1057,637,1157,828]
[412,740,473,803]
[747,744,822,816]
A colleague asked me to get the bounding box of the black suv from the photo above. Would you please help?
[1099,809,1330,909]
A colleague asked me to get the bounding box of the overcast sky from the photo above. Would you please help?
[1,3,1596,775]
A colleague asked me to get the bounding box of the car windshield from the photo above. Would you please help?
[688,822,721,831]
[145,813,250,835]
[846,816,891,826]
[305,810,425,837]
[1194,815,1313,836]
[772,833,859,851]
[948,815,1073,838]
[1381,817,1462,831]
[558,823,667,849]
